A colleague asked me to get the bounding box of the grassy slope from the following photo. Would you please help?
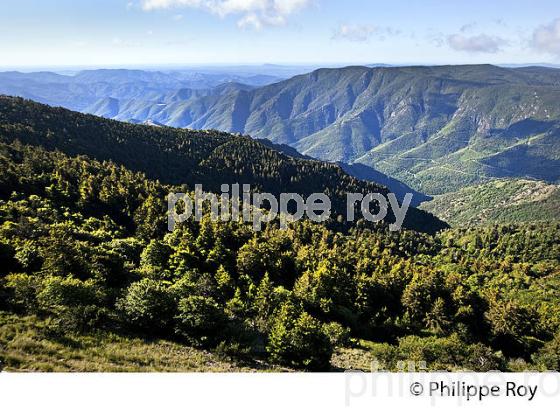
[419,178,560,226]
[0,313,381,372]
[0,313,283,372]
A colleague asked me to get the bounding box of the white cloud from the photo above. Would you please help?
[140,0,311,29]
[447,33,508,54]
[332,24,400,42]
[531,18,560,57]
[237,13,263,29]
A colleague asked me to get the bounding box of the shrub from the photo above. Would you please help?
[117,278,175,332]
[14,241,42,272]
[36,276,102,311]
[364,342,398,369]
[267,300,333,370]
[46,305,110,334]
[533,333,560,371]
[322,322,351,347]
[35,276,107,333]
[393,334,505,371]
[464,343,506,372]
[174,295,226,345]
[4,273,39,312]
[213,340,252,360]
[395,334,467,371]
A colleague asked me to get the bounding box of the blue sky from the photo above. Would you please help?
[1,0,560,67]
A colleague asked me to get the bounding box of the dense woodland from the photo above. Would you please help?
[0,96,445,234]
[0,96,559,371]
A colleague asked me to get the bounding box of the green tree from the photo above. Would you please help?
[267,300,332,370]
[533,332,560,371]
[140,239,172,279]
[174,295,226,345]
[36,276,102,310]
[485,295,539,357]
[4,273,38,312]
[118,278,175,332]
[425,297,452,336]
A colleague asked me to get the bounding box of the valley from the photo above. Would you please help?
[2,64,559,199]
[0,96,559,372]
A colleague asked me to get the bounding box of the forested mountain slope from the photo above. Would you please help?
[0,142,560,371]
[72,65,560,195]
[1,140,560,371]
[254,138,431,206]
[4,65,559,196]
[0,96,446,233]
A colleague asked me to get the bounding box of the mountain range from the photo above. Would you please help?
[2,64,559,197]
[3,96,560,373]
[2,73,560,373]
[0,68,283,112]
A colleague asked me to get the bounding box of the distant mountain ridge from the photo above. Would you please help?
[77,64,560,196]
[2,65,560,197]
[0,68,283,112]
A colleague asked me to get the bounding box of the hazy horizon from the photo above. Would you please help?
[2,62,560,75]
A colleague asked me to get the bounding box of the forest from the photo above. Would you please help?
[0,97,559,371]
